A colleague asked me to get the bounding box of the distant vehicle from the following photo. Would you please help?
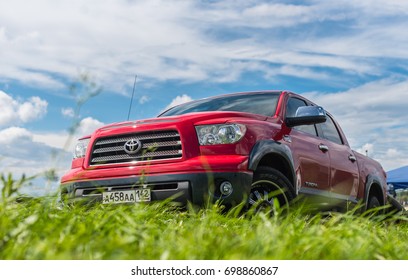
[60,90,388,212]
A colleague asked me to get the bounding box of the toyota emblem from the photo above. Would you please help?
[124,139,142,155]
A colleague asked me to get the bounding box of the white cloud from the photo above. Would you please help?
[61,107,75,118]
[0,91,48,127]
[1,0,407,90]
[376,148,408,172]
[77,117,105,136]
[243,3,312,19]
[0,116,105,194]
[139,95,150,104]
[32,116,105,151]
[354,143,408,172]
[0,126,69,178]
[18,96,48,123]
[32,132,71,151]
[0,126,33,145]
[0,91,17,126]
[164,94,193,111]
[356,143,374,158]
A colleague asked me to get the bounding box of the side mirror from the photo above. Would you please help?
[286,106,327,127]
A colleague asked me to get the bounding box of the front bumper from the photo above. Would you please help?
[60,171,253,206]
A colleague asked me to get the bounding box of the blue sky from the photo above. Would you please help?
[1,0,408,194]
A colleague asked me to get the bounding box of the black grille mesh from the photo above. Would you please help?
[89,130,182,165]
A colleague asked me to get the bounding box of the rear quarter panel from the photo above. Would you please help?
[354,151,387,202]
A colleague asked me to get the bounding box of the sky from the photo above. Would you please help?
[1,0,408,195]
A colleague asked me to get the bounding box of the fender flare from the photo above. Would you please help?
[364,174,386,206]
[248,140,296,188]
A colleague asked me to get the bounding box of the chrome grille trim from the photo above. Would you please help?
[92,140,181,154]
[91,150,183,163]
[95,131,179,145]
[89,130,182,166]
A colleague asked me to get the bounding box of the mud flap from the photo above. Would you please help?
[386,194,405,213]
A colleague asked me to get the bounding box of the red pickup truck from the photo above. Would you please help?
[60,90,387,212]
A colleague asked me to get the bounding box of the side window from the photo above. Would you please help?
[286,97,317,136]
[320,114,343,145]
[286,97,307,118]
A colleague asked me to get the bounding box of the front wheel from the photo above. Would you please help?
[248,166,295,215]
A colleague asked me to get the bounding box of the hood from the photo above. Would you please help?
[95,111,270,133]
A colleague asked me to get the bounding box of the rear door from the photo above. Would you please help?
[317,114,359,200]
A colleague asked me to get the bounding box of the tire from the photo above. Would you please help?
[248,166,295,215]
[367,195,380,210]
[364,195,384,216]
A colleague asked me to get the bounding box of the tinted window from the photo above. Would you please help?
[160,92,280,117]
[286,97,317,136]
[320,114,343,145]
[286,97,307,118]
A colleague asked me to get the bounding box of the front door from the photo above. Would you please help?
[285,97,331,195]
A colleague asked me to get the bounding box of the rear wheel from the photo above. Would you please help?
[248,166,295,215]
[367,195,380,210]
[364,194,384,216]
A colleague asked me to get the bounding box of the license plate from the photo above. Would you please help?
[102,189,151,204]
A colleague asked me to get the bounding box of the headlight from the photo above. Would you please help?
[73,138,90,159]
[195,124,246,145]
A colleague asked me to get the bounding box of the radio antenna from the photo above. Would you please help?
[127,75,137,121]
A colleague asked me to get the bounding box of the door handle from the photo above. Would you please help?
[318,144,329,152]
[348,155,357,162]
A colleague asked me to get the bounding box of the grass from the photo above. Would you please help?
[1,177,408,260]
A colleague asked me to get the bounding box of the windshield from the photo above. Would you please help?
[160,92,280,117]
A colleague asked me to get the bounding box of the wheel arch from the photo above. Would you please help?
[248,140,296,189]
[364,174,387,208]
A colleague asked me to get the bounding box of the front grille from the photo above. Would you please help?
[89,130,182,165]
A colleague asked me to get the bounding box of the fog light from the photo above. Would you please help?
[220,181,233,196]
